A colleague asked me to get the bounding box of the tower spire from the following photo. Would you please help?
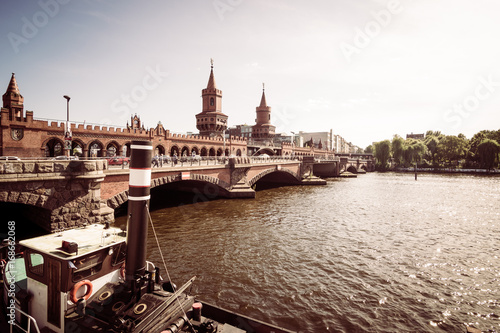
[196,59,228,137]
[259,82,267,107]
[253,83,275,141]
[3,73,24,117]
[5,73,20,95]
[207,58,216,90]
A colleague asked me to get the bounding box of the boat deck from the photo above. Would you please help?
[19,224,126,259]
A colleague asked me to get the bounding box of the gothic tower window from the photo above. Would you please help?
[210,97,214,106]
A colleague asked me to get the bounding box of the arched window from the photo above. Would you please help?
[210,97,214,106]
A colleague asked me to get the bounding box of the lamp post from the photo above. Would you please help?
[291,131,296,159]
[63,95,71,157]
[223,129,226,156]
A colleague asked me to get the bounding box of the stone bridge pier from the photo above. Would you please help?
[0,160,112,232]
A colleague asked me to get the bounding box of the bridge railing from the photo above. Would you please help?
[248,156,301,163]
[314,157,340,162]
[156,156,229,168]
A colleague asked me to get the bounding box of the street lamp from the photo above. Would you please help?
[223,129,226,156]
[63,95,71,157]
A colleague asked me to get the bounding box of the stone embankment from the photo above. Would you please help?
[0,159,113,232]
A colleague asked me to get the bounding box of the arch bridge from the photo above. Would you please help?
[0,157,324,232]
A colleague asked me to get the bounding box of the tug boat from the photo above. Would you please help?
[2,141,294,333]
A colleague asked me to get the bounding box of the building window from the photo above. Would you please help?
[210,97,214,106]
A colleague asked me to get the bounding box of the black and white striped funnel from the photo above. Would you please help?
[125,140,152,284]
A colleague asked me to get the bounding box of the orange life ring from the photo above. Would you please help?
[70,280,93,303]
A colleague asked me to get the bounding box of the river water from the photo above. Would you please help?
[116,172,500,332]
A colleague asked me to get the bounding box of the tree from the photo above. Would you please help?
[466,130,499,167]
[373,140,391,171]
[404,138,426,166]
[424,135,440,166]
[391,135,405,166]
[365,145,373,154]
[477,139,500,170]
[436,135,468,167]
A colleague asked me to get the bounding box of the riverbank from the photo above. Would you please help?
[394,167,500,175]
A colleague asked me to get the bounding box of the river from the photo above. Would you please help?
[116,172,500,332]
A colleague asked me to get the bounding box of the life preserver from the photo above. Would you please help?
[70,280,93,304]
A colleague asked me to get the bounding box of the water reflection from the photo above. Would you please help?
[116,173,500,332]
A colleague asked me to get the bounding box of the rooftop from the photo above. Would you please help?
[20,224,126,260]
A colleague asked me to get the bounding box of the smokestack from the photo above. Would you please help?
[125,140,152,285]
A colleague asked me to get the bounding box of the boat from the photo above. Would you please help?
[1,140,294,333]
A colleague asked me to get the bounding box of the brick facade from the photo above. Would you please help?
[0,73,247,158]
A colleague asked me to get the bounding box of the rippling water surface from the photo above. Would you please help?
[116,173,500,332]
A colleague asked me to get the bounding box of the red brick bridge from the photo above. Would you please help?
[0,156,332,232]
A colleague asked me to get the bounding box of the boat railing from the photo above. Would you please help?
[10,307,41,333]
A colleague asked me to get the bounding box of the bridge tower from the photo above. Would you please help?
[252,83,275,141]
[2,73,24,121]
[196,59,228,138]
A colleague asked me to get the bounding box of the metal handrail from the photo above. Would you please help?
[10,307,41,333]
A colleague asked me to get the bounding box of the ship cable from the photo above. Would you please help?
[146,203,197,333]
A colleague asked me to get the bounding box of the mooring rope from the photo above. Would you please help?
[146,203,196,333]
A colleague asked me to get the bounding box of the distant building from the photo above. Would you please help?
[297,130,332,150]
[406,133,424,140]
[227,124,252,139]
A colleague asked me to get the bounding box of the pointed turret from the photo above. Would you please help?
[5,73,21,95]
[3,73,24,120]
[252,83,275,141]
[196,59,228,137]
[206,59,217,90]
[259,83,267,108]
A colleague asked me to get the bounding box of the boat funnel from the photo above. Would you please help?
[125,140,152,285]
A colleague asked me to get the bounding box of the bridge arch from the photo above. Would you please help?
[155,144,166,156]
[248,167,301,187]
[42,137,64,157]
[88,140,104,157]
[209,148,216,156]
[191,146,199,155]
[107,173,231,209]
[200,147,208,156]
[346,165,358,174]
[180,145,190,157]
[170,145,180,156]
[252,147,275,156]
[105,140,120,157]
[71,138,85,156]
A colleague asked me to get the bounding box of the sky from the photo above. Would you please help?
[1,0,500,149]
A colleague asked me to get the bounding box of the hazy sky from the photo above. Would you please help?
[1,0,499,148]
